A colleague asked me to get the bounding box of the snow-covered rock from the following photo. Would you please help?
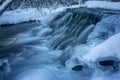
[83,33,120,62]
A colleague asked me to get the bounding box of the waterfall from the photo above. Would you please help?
[48,8,105,50]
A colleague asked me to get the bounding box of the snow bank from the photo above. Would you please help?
[83,33,120,62]
[0,8,42,25]
[85,1,120,11]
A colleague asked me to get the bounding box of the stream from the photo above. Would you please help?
[0,7,120,80]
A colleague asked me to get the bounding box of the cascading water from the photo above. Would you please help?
[0,7,120,80]
[48,8,106,50]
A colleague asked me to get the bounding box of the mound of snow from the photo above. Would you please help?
[83,33,120,62]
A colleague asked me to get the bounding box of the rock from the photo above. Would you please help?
[72,65,83,71]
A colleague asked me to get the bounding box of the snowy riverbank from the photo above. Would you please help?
[0,1,120,25]
[0,8,45,25]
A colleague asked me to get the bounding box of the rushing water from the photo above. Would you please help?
[0,7,120,80]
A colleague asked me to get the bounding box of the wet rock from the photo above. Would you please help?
[72,65,83,71]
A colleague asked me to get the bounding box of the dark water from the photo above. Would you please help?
[0,22,41,41]
[0,22,41,57]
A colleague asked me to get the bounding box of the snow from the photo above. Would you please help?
[82,33,120,62]
[0,7,66,25]
[0,8,42,25]
[0,1,120,25]
[85,1,120,11]
[0,5,79,25]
